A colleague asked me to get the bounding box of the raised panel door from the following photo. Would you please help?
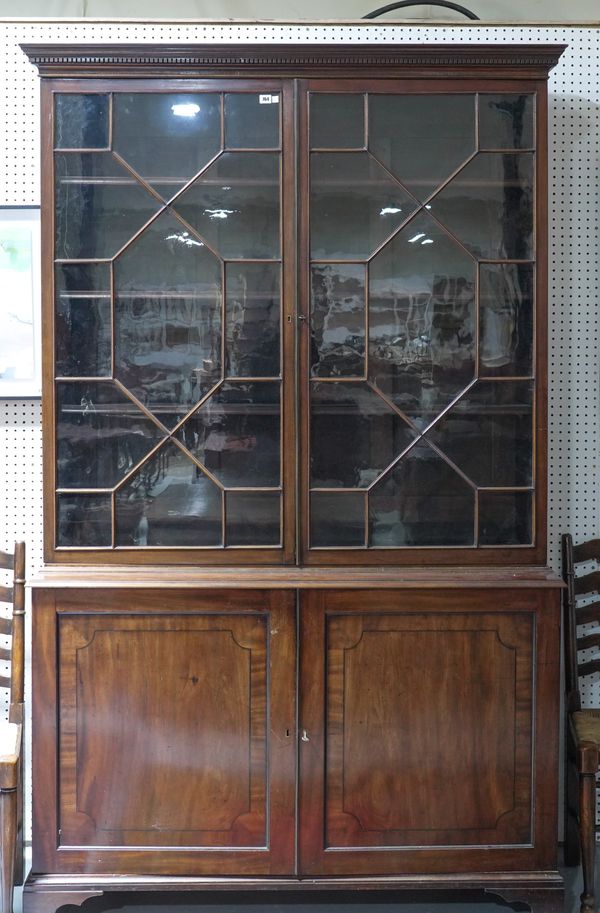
[298,588,559,876]
[32,588,296,876]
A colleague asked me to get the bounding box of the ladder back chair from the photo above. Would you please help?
[563,533,600,913]
[0,542,25,913]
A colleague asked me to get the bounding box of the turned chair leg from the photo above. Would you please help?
[580,771,597,913]
[0,787,17,913]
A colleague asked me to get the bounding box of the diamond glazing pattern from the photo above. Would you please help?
[53,87,283,549]
[309,90,535,548]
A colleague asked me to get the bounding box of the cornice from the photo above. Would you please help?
[20,42,567,78]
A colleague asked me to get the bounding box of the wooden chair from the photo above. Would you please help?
[563,533,600,913]
[0,542,25,913]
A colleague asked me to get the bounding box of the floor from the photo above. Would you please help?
[11,858,590,913]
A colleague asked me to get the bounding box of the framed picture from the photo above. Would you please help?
[0,207,41,397]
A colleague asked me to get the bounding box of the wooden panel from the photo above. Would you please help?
[33,588,296,876]
[299,587,560,876]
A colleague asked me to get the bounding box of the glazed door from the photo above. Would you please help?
[33,588,296,876]
[299,81,545,566]
[49,79,295,565]
[298,588,559,876]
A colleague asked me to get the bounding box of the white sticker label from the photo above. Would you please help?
[272,95,280,103]
[259,94,272,104]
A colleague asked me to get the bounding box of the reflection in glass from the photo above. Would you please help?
[369,212,476,423]
[479,490,533,545]
[426,379,534,487]
[116,441,221,547]
[56,262,110,292]
[226,491,280,545]
[310,153,417,260]
[57,493,112,547]
[114,212,222,416]
[369,94,476,201]
[56,381,165,489]
[55,263,111,376]
[430,152,534,260]
[310,491,365,547]
[480,263,533,377]
[310,382,416,488]
[310,94,365,149]
[479,95,535,150]
[311,264,365,377]
[173,152,280,259]
[178,382,280,487]
[225,94,280,149]
[112,93,221,192]
[226,262,280,377]
[369,441,475,546]
[55,153,162,260]
[55,94,109,150]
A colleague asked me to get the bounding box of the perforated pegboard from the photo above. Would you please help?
[1,19,599,845]
[2,19,599,575]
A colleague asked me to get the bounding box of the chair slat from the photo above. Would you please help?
[576,601,600,625]
[0,675,11,690]
[0,586,13,604]
[574,539,600,564]
[0,618,12,637]
[578,659,600,678]
[578,633,600,652]
[575,571,600,596]
[0,647,11,664]
[0,552,14,571]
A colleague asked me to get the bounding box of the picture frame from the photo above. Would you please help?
[0,206,41,398]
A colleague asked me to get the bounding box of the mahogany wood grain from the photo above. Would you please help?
[20,43,567,80]
[32,588,296,876]
[30,564,564,589]
[299,587,561,876]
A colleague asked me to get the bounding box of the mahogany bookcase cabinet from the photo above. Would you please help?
[22,42,566,913]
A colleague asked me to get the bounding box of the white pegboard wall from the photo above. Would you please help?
[1,20,599,575]
[1,17,599,842]
[0,399,42,574]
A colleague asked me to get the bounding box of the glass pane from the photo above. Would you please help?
[430,152,534,260]
[55,94,109,149]
[479,95,535,150]
[369,94,476,201]
[311,264,365,378]
[479,491,533,546]
[115,441,222,547]
[173,152,280,259]
[226,262,280,378]
[425,379,534,487]
[56,262,110,292]
[369,441,475,546]
[310,94,364,149]
[55,153,162,260]
[56,381,165,488]
[369,212,476,426]
[57,493,112,547]
[112,93,221,192]
[55,263,111,377]
[310,382,416,488]
[310,153,417,260]
[479,263,533,377]
[178,382,280,487]
[310,491,365,547]
[114,212,222,418]
[226,491,280,545]
[225,93,280,149]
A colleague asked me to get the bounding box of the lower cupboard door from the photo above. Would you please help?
[298,589,559,877]
[46,590,296,876]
